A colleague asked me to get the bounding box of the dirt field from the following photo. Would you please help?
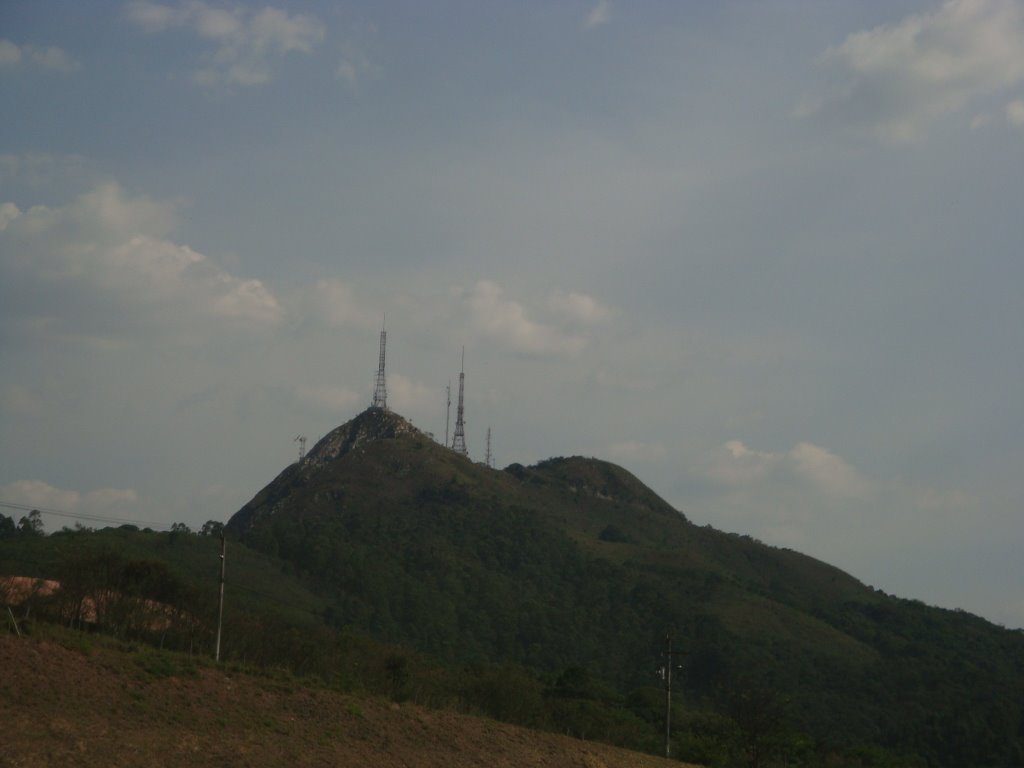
[0,634,695,768]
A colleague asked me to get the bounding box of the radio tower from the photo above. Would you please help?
[294,434,307,463]
[371,319,387,410]
[451,348,468,456]
[485,427,492,468]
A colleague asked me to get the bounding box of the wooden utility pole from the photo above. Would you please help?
[663,635,686,758]
[215,532,225,662]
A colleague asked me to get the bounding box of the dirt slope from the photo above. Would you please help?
[0,635,694,768]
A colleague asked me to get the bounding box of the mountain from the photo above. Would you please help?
[227,407,1024,766]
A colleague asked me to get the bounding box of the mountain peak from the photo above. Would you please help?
[304,407,421,469]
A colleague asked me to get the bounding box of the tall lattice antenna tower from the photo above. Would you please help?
[451,348,468,456]
[294,434,307,463]
[485,427,492,468]
[371,319,387,410]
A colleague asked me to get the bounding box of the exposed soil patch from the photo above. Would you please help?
[0,635,694,768]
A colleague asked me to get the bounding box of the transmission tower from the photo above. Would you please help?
[371,319,387,410]
[294,434,307,463]
[451,348,468,456]
[485,427,492,468]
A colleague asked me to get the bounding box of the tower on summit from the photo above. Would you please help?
[371,320,387,410]
[451,348,468,456]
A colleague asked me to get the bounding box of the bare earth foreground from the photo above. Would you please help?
[0,635,694,768]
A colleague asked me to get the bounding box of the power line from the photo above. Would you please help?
[0,500,172,530]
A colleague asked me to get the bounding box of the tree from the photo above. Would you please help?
[200,520,224,537]
[728,684,791,768]
[17,510,44,536]
[0,514,16,539]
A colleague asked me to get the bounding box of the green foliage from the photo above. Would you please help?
[18,510,44,537]
[222,414,1024,767]
[6,410,1024,766]
[200,520,224,537]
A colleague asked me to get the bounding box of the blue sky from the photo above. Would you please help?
[2,0,1023,627]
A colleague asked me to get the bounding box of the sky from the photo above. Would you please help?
[2,0,1023,627]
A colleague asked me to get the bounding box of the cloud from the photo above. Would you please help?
[0,181,282,339]
[607,440,668,463]
[705,439,871,499]
[388,374,437,413]
[294,385,361,413]
[547,289,613,326]
[0,203,19,231]
[789,441,872,498]
[0,39,80,72]
[970,112,994,130]
[309,278,376,329]
[584,1,611,30]
[125,1,324,86]
[460,279,586,357]
[1007,98,1024,125]
[335,32,376,90]
[0,479,139,519]
[802,0,1024,142]
[0,153,93,189]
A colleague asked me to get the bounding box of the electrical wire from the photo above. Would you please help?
[0,500,172,530]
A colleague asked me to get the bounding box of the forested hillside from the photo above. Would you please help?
[226,408,1024,767]
[4,406,1024,766]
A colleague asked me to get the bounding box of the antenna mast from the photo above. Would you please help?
[294,434,307,463]
[451,348,468,456]
[371,318,387,410]
[485,427,492,468]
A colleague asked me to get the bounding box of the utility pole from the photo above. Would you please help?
[445,381,451,447]
[662,635,686,758]
[215,532,226,663]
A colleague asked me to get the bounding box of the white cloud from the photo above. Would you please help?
[804,0,1024,142]
[0,39,80,72]
[309,278,376,329]
[0,181,282,338]
[124,0,178,31]
[294,385,361,413]
[789,441,872,498]
[584,1,611,30]
[125,1,324,86]
[388,374,437,413]
[607,440,667,463]
[335,33,376,90]
[0,40,21,67]
[461,279,586,357]
[706,440,776,486]
[0,202,19,231]
[336,60,358,87]
[0,153,93,188]
[547,288,613,326]
[0,479,139,518]
[1006,98,1024,125]
[970,112,994,130]
[705,439,871,499]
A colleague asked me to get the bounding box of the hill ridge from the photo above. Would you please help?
[221,406,1024,766]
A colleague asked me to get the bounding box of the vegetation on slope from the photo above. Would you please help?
[5,407,1024,766]
[223,408,1024,767]
[0,631,692,768]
